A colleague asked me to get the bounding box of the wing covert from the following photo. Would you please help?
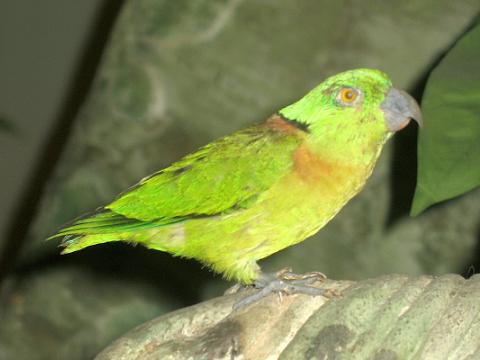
[106,122,302,221]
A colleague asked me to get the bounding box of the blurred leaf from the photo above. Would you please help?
[411,24,480,216]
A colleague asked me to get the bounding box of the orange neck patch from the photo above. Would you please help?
[293,144,363,185]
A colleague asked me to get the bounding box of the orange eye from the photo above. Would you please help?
[339,88,358,104]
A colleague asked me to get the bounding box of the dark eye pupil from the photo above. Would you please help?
[345,90,353,99]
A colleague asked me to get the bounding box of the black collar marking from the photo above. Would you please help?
[278,113,310,133]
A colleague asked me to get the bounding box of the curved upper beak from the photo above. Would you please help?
[380,88,423,132]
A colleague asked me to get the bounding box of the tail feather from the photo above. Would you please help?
[48,209,181,253]
[60,233,123,254]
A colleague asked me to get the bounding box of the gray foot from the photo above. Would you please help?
[232,268,336,310]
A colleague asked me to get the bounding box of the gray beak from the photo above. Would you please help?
[380,88,423,132]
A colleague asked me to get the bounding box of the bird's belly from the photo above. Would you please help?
[182,165,369,265]
[237,169,366,260]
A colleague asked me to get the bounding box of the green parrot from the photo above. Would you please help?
[50,69,421,304]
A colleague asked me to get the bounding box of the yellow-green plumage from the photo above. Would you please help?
[50,69,421,284]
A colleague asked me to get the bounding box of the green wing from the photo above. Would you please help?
[106,124,301,222]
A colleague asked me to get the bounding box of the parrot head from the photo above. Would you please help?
[278,68,422,163]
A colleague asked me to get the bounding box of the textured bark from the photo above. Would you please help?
[97,274,480,360]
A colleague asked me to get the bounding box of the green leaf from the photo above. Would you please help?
[411,24,480,216]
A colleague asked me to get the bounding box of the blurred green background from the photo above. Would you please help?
[0,1,479,359]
